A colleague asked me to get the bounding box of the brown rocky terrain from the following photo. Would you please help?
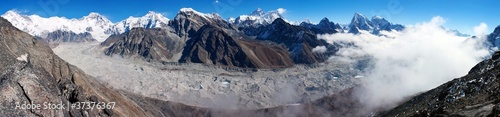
[0,15,158,117]
[179,25,294,68]
[169,8,235,39]
[102,27,184,62]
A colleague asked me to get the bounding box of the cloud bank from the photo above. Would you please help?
[474,22,488,36]
[277,8,286,14]
[318,16,490,111]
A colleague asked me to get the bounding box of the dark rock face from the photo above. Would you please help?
[169,10,234,38]
[487,25,500,49]
[370,17,404,35]
[44,30,96,43]
[347,13,404,34]
[300,18,344,34]
[104,10,299,68]
[179,25,294,68]
[381,51,500,117]
[243,18,337,64]
[102,27,184,62]
[348,13,373,34]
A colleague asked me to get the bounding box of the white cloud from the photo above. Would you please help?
[312,46,327,53]
[474,22,488,36]
[318,16,489,111]
[277,8,286,14]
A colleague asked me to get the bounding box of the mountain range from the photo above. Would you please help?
[0,8,413,43]
[2,6,500,117]
[347,13,405,34]
[0,8,476,69]
[1,10,169,42]
[2,16,500,116]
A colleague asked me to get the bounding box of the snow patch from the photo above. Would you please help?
[312,46,327,53]
[16,53,28,62]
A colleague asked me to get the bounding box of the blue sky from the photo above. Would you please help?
[1,0,498,34]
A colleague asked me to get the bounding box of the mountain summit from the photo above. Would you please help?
[0,10,171,42]
[112,11,169,33]
[1,10,114,41]
[300,17,344,34]
[347,13,404,34]
[231,8,289,27]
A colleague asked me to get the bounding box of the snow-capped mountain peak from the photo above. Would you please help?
[348,13,373,33]
[178,7,219,20]
[113,11,170,33]
[1,10,116,41]
[319,17,331,24]
[228,17,236,23]
[232,8,289,27]
[371,16,389,26]
[2,10,21,18]
[351,13,371,26]
[144,11,166,19]
[81,12,113,28]
[84,12,103,19]
[372,15,384,20]
[347,13,404,34]
[302,18,312,24]
[250,8,265,16]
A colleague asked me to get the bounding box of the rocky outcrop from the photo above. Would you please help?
[487,25,500,50]
[169,8,234,39]
[44,30,96,43]
[347,13,404,34]
[179,25,294,68]
[243,18,338,64]
[381,51,500,117]
[102,27,184,62]
[0,17,157,116]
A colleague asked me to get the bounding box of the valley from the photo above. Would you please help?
[53,42,362,109]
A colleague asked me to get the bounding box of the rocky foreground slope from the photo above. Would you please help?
[0,17,153,116]
[380,51,500,117]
